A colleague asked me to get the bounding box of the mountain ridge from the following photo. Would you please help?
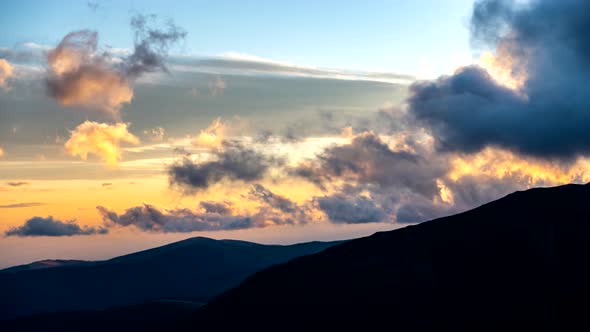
[184,183,590,331]
[0,236,342,320]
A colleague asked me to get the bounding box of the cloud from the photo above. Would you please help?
[168,141,280,192]
[125,14,187,78]
[45,30,134,116]
[294,132,444,197]
[315,194,388,224]
[45,14,185,117]
[0,202,44,209]
[6,181,29,187]
[249,184,298,213]
[97,201,299,233]
[171,52,414,84]
[192,118,225,149]
[64,121,140,165]
[5,216,107,237]
[0,58,14,90]
[0,147,3,157]
[143,126,165,142]
[199,201,232,215]
[407,0,590,159]
[208,76,226,97]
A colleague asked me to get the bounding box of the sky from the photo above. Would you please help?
[2,0,590,268]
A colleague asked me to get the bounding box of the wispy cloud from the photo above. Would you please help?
[6,181,29,187]
[0,202,44,209]
[168,53,415,84]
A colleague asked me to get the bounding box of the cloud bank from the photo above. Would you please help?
[5,216,107,237]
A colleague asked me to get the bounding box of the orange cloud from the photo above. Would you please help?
[65,121,140,165]
[0,58,14,90]
[0,146,4,157]
[448,147,590,185]
[478,39,527,91]
[193,118,226,149]
[46,31,133,117]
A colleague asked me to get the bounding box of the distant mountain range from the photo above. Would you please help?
[0,237,341,321]
[7,184,590,331]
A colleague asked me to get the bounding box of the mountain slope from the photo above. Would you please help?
[185,184,590,331]
[0,237,340,320]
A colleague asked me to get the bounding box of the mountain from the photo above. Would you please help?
[181,184,590,331]
[1,259,91,273]
[0,237,341,320]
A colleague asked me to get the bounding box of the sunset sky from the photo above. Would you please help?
[2,0,590,268]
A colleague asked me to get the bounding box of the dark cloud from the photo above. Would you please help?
[249,184,298,213]
[294,132,444,197]
[0,202,44,209]
[5,216,107,237]
[6,181,29,187]
[97,201,301,233]
[408,0,590,159]
[168,141,280,192]
[199,201,232,215]
[315,194,388,224]
[125,14,187,78]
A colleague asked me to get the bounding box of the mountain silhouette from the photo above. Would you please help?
[0,237,340,320]
[181,183,590,331]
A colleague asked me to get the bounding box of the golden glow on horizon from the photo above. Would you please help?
[3,135,589,235]
[448,147,590,185]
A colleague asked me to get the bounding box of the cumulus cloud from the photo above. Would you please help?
[0,58,14,90]
[5,216,107,237]
[45,30,133,116]
[168,141,280,192]
[45,14,185,117]
[408,0,590,159]
[64,121,140,165]
[192,118,225,149]
[294,132,444,197]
